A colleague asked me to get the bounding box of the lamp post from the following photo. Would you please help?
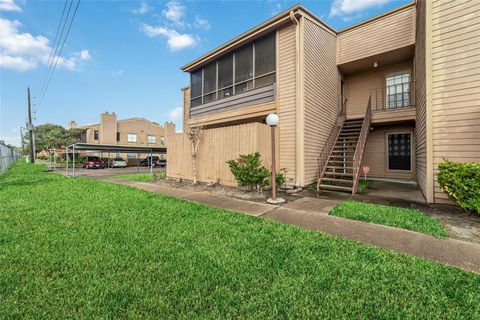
[266,113,285,204]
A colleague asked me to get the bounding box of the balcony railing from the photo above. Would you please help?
[370,81,415,112]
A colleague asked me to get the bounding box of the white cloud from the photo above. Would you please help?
[131,1,151,15]
[112,69,124,77]
[0,18,91,72]
[162,1,186,27]
[330,0,390,17]
[194,16,210,30]
[0,0,21,12]
[167,107,183,122]
[141,24,197,51]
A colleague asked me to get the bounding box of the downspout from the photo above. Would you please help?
[290,10,304,187]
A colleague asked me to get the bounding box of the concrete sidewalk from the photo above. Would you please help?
[100,178,480,273]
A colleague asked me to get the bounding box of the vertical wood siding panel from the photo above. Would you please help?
[278,25,297,184]
[303,19,341,184]
[430,0,480,203]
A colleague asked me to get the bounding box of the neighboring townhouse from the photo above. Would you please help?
[175,0,480,204]
[69,112,176,160]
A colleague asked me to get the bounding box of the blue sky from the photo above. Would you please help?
[0,0,411,146]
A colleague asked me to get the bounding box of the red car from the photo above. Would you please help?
[82,156,106,169]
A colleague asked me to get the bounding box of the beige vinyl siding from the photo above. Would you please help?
[302,18,341,184]
[182,87,190,130]
[362,125,416,180]
[430,0,480,203]
[415,0,428,200]
[344,61,413,118]
[337,5,415,65]
[277,24,297,185]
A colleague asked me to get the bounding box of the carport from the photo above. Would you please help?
[65,143,167,177]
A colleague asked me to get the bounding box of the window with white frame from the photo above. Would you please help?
[160,136,165,145]
[386,71,411,109]
[190,32,276,107]
[127,133,137,143]
[147,135,156,144]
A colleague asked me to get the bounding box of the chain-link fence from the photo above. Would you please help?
[0,142,20,174]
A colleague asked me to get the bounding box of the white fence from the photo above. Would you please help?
[0,142,20,174]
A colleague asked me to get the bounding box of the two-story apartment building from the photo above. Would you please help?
[176,0,480,204]
[69,112,176,160]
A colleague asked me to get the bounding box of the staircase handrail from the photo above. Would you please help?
[351,97,372,194]
[316,95,347,191]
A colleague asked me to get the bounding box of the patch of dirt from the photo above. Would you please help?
[153,178,299,204]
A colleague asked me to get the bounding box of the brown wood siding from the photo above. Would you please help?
[277,25,297,184]
[362,125,416,180]
[337,6,416,65]
[166,123,271,186]
[415,0,428,200]
[344,61,413,118]
[430,0,480,203]
[303,18,341,184]
[182,87,190,130]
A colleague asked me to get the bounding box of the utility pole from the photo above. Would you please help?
[27,87,35,163]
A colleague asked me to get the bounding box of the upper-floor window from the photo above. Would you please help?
[127,152,137,158]
[127,133,137,143]
[94,130,99,140]
[190,32,276,107]
[160,136,165,145]
[116,132,120,142]
[386,71,411,109]
[147,135,156,144]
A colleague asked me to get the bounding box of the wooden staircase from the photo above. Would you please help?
[317,97,372,194]
[317,119,363,192]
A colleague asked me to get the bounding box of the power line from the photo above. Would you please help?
[37,0,81,111]
[37,0,68,96]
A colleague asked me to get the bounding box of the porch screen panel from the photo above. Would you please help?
[235,43,253,93]
[203,62,217,103]
[218,53,233,99]
[254,33,275,88]
[190,69,202,107]
[388,133,411,170]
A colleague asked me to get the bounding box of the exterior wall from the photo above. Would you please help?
[362,125,416,180]
[166,123,271,186]
[337,4,415,65]
[344,61,413,118]
[302,17,341,184]
[429,0,480,203]
[414,0,429,201]
[182,87,190,130]
[277,24,298,185]
[100,113,117,144]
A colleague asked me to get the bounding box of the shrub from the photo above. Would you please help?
[357,179,372,193]
[227,152,270,191]
[276,168,287,188]
[437,160,480,214]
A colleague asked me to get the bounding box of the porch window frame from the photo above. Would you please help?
[385,130,414,173]
[190,32,276,106]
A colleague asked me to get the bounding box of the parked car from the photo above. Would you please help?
[139,156,159,167]
[82,156,106,169]
[112,157,127,168]
[155,159,167,167]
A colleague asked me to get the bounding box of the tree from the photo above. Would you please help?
[186,126,203,185]
[22,123,85,153]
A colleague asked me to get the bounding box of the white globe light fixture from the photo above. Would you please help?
[266,113,285,204]
[266,113,280,126]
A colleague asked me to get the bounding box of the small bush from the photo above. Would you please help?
[227,152,270,191]
[437,160,480,214]
[357,179,372,193]
[276,168,287,188]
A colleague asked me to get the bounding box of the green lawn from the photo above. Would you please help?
[330,200,448,237]
[1,162,479,318]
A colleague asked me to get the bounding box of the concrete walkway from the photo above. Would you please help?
[100,178,480,273]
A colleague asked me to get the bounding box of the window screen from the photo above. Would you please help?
[235,43,253,83]
[203,62,217,94]
[218,53,233,90]
[388,133,411,170]
[94,130,99,140]
[255,33,275,77]
[190,69,202,98]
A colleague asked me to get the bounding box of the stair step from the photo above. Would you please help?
[327,166,353,169]
[322,177,353,184]
[324,172,353,177]
[331,150,355,154]
[328,160,353,164]
[319,184,353,192]
[330,155,354,159]
[339,133,360,137]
